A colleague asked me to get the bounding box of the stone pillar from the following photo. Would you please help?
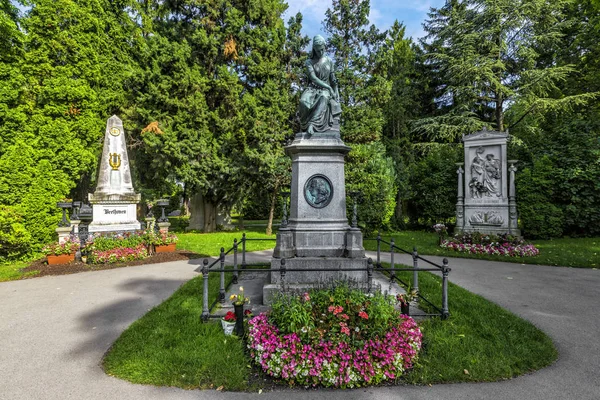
[88,115,141,233]
[508,160,521,236]
[145,217,155,231]
[158,222,171,233]
[455,163,465,233]
[70,220,81,235]
[56,227,72,244]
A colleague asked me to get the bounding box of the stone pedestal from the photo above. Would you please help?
[145,217,156,231]
[158,222,171,233]
[88,116,141,233]
[88,194,141,233]
[56,227,72,244]
[70,220,81,235]
[266,136,367,304]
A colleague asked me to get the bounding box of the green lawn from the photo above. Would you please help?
[0,260,40,282]
[1,228,596,283]
[364,231,599,268]
[394,268,557,383]
[103,265,557,390]
[103,269,250,390]
[176,231,276,257]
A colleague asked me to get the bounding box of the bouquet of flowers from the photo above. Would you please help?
[230,286,249,306]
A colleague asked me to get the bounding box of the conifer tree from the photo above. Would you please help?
[130,0,294,232]
[323,0,396,230]
[416,0,596,142]
[324,0,389,144]
[0,0,140,246]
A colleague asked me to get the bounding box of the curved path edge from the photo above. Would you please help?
[0,250,598,400]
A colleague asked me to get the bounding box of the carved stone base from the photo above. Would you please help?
[269,257,368,285]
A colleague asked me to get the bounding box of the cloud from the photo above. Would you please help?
[284,0,446,40]
[285,0,330,19]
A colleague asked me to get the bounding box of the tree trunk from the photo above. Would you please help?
[182,183,190,216]
[203,202,217,233]
[496,93,504,132]
[393,190,404,228]
[266,184,279,236]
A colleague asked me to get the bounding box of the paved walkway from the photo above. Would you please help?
[0,251,599,400]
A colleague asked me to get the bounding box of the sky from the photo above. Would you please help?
[14,0,447,40]
[283,0,447,41]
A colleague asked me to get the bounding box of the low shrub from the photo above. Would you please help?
[144,230,178,246]
[41,236,80,256]
[81,230,179,264]
[85,231,147,252]
[247,286,422,388]
[0,205,34,260]
[441,232,539,257]
[88,244,149,264]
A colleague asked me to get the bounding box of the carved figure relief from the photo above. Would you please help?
[469,147,501,198]
[483,154,501,196]
[468,211,504,226]
[469,147,486,198]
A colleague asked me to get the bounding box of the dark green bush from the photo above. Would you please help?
[346,142,397,234]
[406,144,460,228]
[517,157,564,239]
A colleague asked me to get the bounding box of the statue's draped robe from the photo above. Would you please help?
[299,57,336,133]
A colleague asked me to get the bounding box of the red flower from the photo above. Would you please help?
[358,311,369,320]
[223,311,236,322]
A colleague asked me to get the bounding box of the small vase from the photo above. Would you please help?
[221,319,235,336]
[401,302,410,316]
[47,253,75,265]
[234,303,244,337]
[155,243,176,253]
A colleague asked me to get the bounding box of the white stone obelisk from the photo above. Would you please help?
[88,115,141,233]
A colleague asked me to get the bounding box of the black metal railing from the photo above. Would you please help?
[199,233,450,323]
[366,232,451,318]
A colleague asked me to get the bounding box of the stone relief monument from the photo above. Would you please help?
[88,115,141,233]
[264,35,367,303]
[455,127,520,236]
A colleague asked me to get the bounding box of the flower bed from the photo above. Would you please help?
[441,232,540,257]
[247,286,422,388]
[88,243,149,264]
[81,230,178,264]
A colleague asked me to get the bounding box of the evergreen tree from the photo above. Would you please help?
[322,0,396,230]
[0,0,141,247]
[324,0,390,144]
[416,0,595,142]
[130,0,293,232]
[510,0,600,237]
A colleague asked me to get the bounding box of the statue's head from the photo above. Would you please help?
[311,35,326,59]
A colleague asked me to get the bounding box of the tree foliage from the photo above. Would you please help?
[0,0,140,253]
[128,0,295,232]
[417,0,596,142]
[324,0,390,144]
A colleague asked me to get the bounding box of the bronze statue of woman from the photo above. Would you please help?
[298,35,341,136]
